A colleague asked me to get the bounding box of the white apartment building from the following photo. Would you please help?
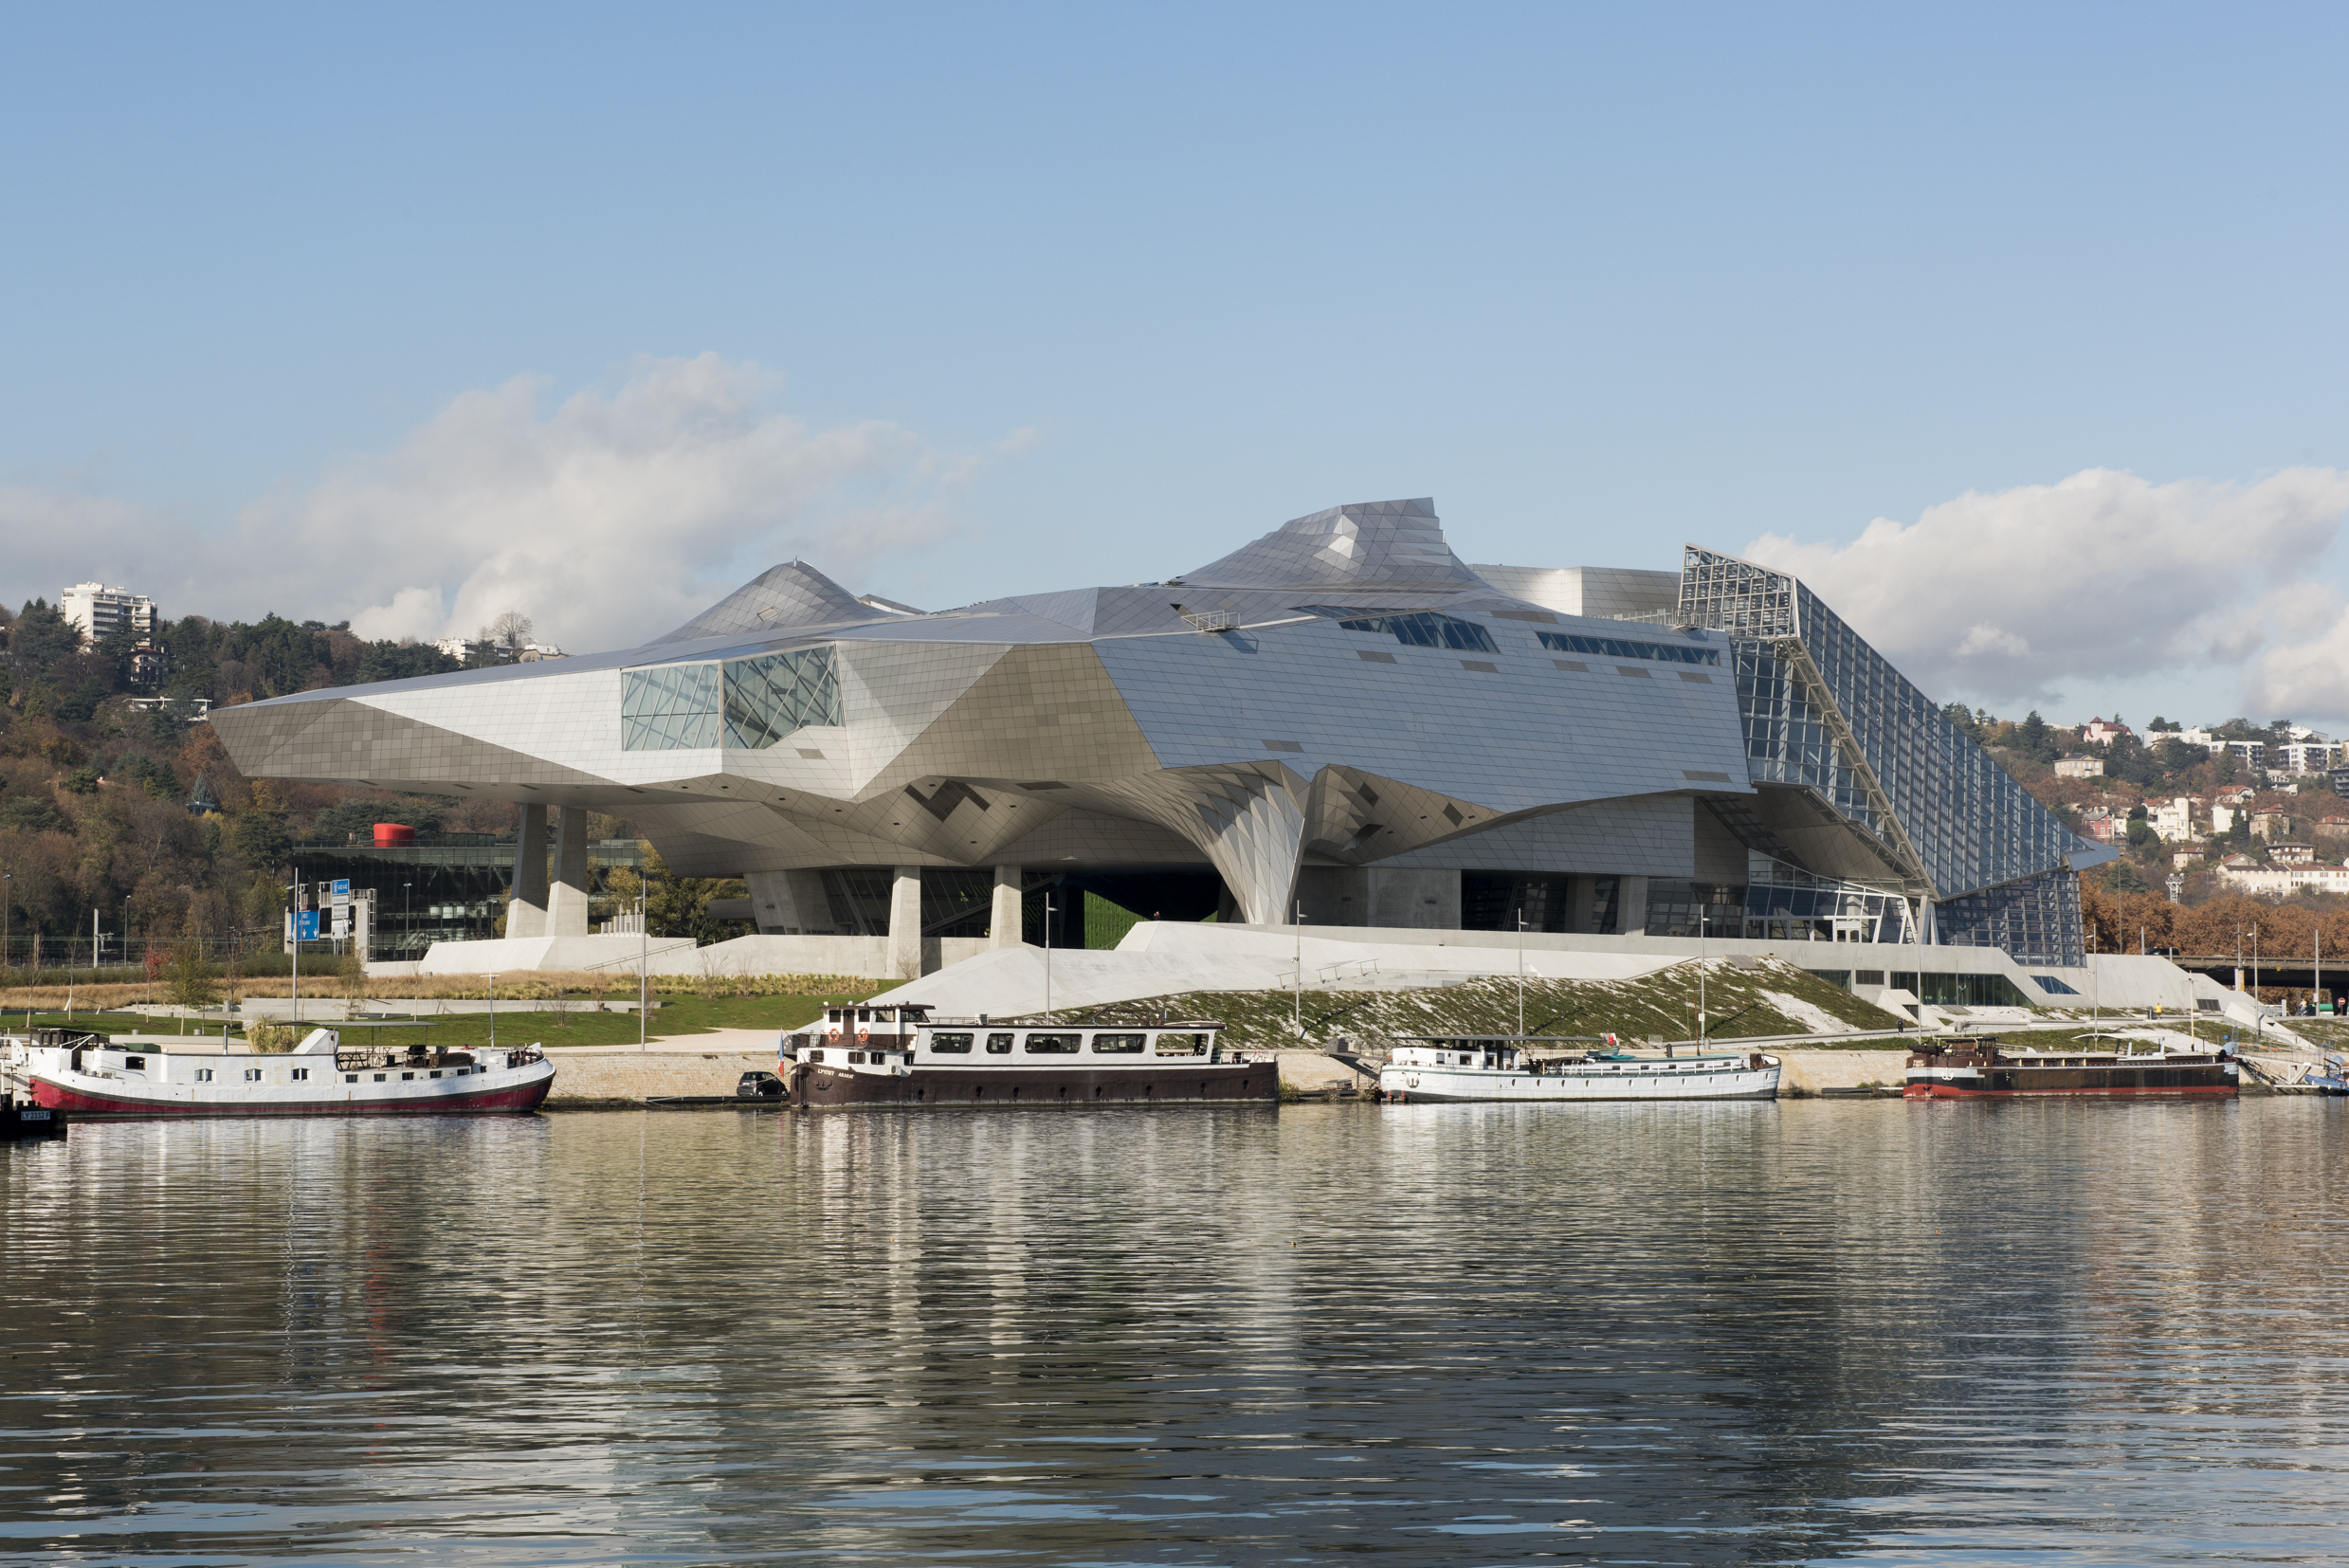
[2151,796,2199,842]
[2218,861,2349,897]
[59,582,157,645]
[2054,755,2106,778]
[2274,740,2340,774]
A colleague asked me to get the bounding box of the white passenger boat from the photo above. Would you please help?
[1378,1035,1780,1103]
[4,1028,555,1118]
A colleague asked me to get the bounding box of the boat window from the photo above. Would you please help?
[344,1073,357,1084]
[373,1073,387,1082]
[196,1068,214,1083]
[1024,1032,1083,1054]
[986,1033,1014,1054]
[402,1071,415,1080]
[856,1009,873,1023]
[809,1048,825,1063]
[848,1050,865,1065]
[292,1068,310,1082]
[125,1055,146,1070]
[930,1032,974,1054]
[245,1067,264,1082]
[1092,1033,1146,1054]
[1154,1032,1207,1055]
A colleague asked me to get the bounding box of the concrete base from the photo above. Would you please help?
[685,933,992,979]
[418,935,700,975]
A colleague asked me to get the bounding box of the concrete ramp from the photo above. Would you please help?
[873,921,1688,1016]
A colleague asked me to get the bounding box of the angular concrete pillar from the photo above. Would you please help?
[885,866,923,978]
[746,869,834,934]
[507,804,549,939]
[545,807,592,938]
[1567,874,1598,935]
[991,866,1025,948]
[1617,875,1649,936]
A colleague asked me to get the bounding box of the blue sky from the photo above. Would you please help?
[7,4,2349,729]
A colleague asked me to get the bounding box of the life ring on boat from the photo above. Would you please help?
[857,1027,870,1044]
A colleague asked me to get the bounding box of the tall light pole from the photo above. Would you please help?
[1294,901,1305,1037]
[638,881,647,1052]
[1517,909,1527,1040]
[1043,894,1056,1018]
[487,971,497,1051]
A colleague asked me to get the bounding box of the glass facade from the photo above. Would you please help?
[621,663,720,751]
[1300,607,1501,653]
[1535,631,1720,666]
[1677,546,2087,963]
[1934,866,2084,968]
[623,647,842,752]
[723,647,843,748]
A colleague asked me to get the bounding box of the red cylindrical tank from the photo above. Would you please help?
[373,823,417,847]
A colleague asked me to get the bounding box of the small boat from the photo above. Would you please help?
[0,1089,64,1140]
[1377,1037,1781,1103]
[784,1004,1276,1107]
[1904,1035,2238,1099]
[2308,1055,2349,1095]
[7,1028,555,1118]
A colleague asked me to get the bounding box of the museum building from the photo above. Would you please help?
[211,499,2108,970]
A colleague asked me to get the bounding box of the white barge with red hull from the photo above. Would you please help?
[786,1004,1275,1107]
[6,1029,555,1118]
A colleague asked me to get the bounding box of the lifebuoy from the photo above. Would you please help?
[857,1027,870,1044]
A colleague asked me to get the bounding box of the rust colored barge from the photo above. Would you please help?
[1905,1036,2238,1099]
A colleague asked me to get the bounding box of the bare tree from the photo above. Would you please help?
[489,611,534,656]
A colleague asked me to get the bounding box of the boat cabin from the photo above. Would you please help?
[789,1014,1225,1070]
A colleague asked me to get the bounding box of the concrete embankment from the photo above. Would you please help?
[1772,1048,1912,1096]
[542,1039,778,1106]
[534,1041,1904,1106]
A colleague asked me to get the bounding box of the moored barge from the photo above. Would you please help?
[1904,1036,2238,1099]
[7,1028,555,1117]
[1379,1037,1781,1103]
[786,1003,1275,1107]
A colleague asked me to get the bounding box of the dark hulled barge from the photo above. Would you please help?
[1905,1036,2238,1099]
[786,1003,1277,1108]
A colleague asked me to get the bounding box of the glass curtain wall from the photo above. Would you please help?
[1678,546,2087,963]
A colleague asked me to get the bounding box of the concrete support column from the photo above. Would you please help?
[991,866,1025,948]
[545,806,592,937]
[1617,874,1649,936]
[1567,874,1598,935]
[507,804,549,939]
[885,866,923,978]
[746,869,834,934]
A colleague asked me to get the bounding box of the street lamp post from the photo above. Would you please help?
[487,971,497,1052]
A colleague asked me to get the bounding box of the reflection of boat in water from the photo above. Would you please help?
[785,1003,1276,1107]
[1904,1036,2237,1099]
[7,1029,555,1118]
[1378,1037,1781,1103]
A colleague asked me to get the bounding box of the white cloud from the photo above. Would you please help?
[1741,466,2349,714]
[2,354,998,649]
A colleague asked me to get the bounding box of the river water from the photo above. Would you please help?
[2,1101,2344,1565]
